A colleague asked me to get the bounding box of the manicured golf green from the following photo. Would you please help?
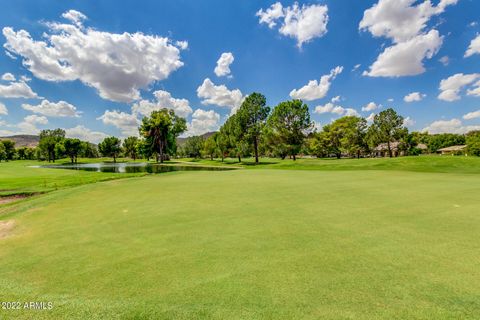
[1,160,480,319]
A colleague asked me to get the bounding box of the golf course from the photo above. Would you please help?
[1,156,479,319]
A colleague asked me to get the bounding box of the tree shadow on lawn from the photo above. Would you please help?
[241,161,278,166]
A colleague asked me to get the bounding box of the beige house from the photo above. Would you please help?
[417,143,428,153]
[437,145,467,155]
[373,142,404,157]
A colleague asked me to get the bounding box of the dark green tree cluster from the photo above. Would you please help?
[209,94,313,162]
[175,95,312,162]
[138,108,187,163]
[98,137,121,163]
[312,116,368,159]
[466,131,480,156]
[426,133,466,153]
[37,129,101,163]
[0,140,16,162]
[5,96,480,164]
[309,108,412,158]
[38,129,66,162]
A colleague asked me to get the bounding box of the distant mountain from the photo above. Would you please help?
[0,135,40,148]
[177,131,216,146]
[0,132,217,148]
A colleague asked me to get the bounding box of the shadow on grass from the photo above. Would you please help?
[241,161,278,166]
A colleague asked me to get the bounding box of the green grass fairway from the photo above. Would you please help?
[1,167,480,319]
[180,155,480,174]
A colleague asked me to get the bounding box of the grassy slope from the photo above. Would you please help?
[2,156,479,197]
[1,168,479,319]
[178,155,480,174]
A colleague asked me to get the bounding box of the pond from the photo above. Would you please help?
[36,162,236,174]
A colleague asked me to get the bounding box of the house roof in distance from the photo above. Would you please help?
[437,145,467,152]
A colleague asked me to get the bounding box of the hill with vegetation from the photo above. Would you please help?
[176,131,216,146]
[0,135,39,148]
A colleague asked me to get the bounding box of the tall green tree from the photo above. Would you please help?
[215,132,229,162]
[203,136,217,160]
[80,142,99,158]
[267,99,313,160]
[309,131,330,158]
[123,136,139,160]
[139,109,187,163]
[340,116,368,158]
[236,93,270,163]
[39,129,65,162]
[183,136,205,158]
[219,113,245,162]
[314,116,367,159]
[136,139,153,161]
[25,147,37,160]
[0,142,6,162]
[262,125,290,159]
[1,140,16,161]
[466,131,480,156]
[367,108,406,158]
[63,138,83,163]
[17,147,27,160]
[98,136,121,163]
[398,132,420,155]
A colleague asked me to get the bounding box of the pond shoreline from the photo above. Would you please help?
[32,162,238,174]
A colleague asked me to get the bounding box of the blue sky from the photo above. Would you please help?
[0,0,480,142]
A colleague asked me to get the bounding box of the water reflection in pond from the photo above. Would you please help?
[38,162,236,174]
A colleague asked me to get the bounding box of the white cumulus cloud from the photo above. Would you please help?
[0,79,39,99]
[362,102,381,112]
[439,55,450,66]
[359,0,457,43]
[214,52,234,77]
[438,73,480,101]
[403,116,416,127]
[404,92,426,102]
[256,2,284,28]
[257,2,329,48]
[463,110,480,120]
[360,0,456,78]
[363,30,443,77]
[0,102,7,115]
[197,78,244,114]
[314,102,359,117]
[290,66,343,101]
[186,109,221,136]
[331,96,341,103]
[3,10,187,102]
[61,9,87,26]
[22,99,81,117]
[467,80,480,97]
[465,34,480,58]
[65,125,108,144]
[132,90,192,118]
[422,118,480,134]
[1,73,15,81]
[97,110,140,136]
[16,114,48,134]
[366,113,376,123]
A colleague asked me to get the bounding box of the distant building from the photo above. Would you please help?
[373,142,404,157]
[417,143,428,152]
[437,145,467,156]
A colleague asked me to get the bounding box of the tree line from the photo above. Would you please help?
[179,93,480,161]
[2,93,480,163]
